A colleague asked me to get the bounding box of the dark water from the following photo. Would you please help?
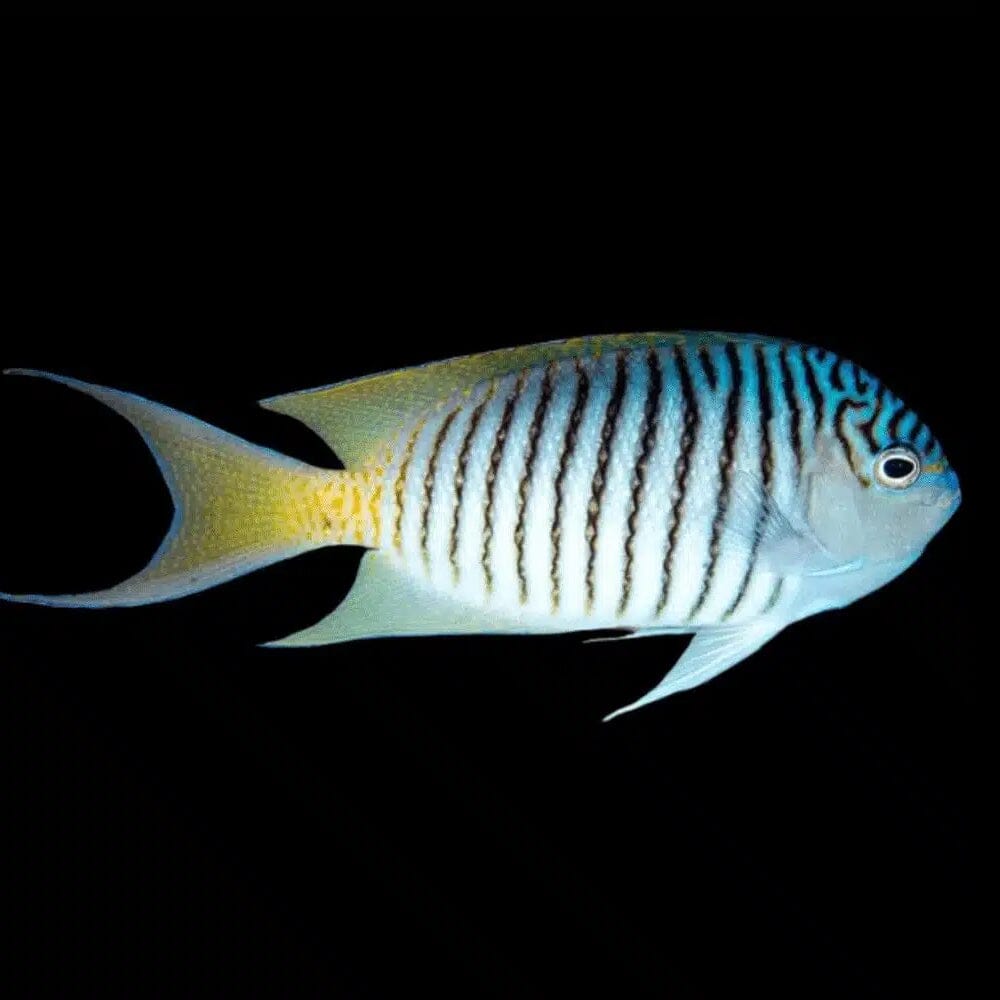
[4,36,975,999]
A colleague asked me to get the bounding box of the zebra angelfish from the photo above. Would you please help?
[0,333,961,719]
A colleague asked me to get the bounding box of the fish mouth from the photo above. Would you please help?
[920,488,960,511]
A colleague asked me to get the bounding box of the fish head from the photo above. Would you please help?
[805,367,961,568]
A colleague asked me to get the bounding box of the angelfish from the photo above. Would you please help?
[1,333,961,720]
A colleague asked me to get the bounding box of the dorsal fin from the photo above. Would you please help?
[259,332,767,468]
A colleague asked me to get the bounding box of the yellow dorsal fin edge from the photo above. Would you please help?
[259,331,766,469]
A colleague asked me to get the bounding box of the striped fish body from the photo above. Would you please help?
[1,333,960,719]
[384,340,796,634]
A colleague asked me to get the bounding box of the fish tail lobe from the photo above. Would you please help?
[0,369,372,608]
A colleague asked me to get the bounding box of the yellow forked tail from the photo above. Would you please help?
[0,370,380,608]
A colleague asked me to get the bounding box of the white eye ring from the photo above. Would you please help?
[875,446,921,489]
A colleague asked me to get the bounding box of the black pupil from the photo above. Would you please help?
[884,457,915,479]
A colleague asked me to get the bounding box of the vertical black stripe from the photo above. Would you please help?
[551,359,590,612]
[778,343,802,475]
[857,386,890,454]
[585,350,628,613]
[656,345,698,616]
[757,344,774,488]
[514,362,555,604]
[482,370,527,594]
[687,342,741,621]
[830,359,847,393]
[618,347,662,617]
[834,396,861,474]
[698,343,717,391]
[725,344,773,620]
[698,343,716,392]
[450,381,497,581]
[393,421,424,550]
[761,577,784,615]
[889,405,910,443]
[802,348,825,437]
[420,407,459,571]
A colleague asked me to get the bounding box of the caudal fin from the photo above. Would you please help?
[0,369,345,608]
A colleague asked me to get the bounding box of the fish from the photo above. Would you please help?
[0,332,961,719]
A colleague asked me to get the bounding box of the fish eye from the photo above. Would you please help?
[874,446,921,488]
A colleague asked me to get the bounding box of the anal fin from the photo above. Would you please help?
[602,620,785,721]
[264,551,531,647]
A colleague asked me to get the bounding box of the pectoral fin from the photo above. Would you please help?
[718,471,856,578]
[602,620,785,722]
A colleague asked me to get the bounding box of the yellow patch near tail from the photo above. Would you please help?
[316,471,382,547]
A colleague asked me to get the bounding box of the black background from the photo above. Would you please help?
[4,24,977,999]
